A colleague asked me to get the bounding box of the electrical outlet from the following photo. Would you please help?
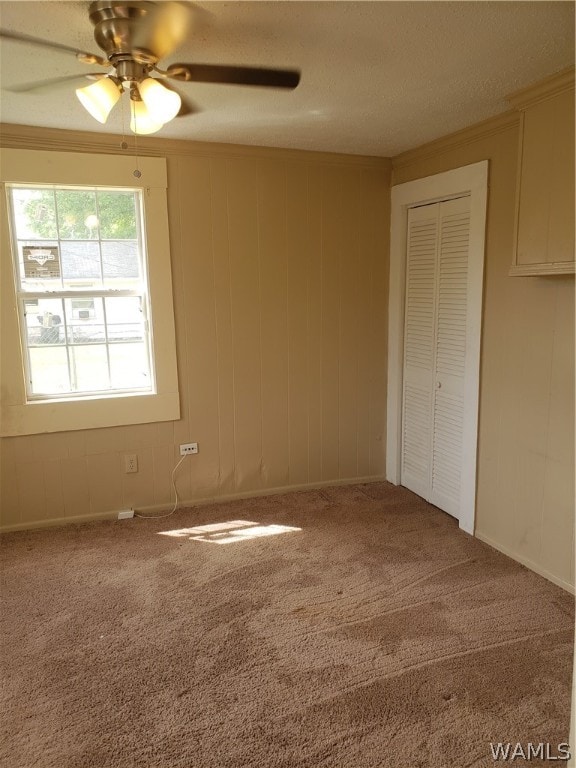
[124,454,138,473]
[180,442,198,456]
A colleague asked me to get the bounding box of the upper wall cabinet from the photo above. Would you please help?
[508,68,575,276]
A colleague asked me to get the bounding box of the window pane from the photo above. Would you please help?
[29,346,70,394]
[109,343,149,389]
[24,298,64,346]
[61,241,101,284]
[11,188,57,239]
[65,297,105,344]
[55,190,98,240]
[105,297,145,342]
[101,241,140,284]
[69,345,109,391]
[97,191,138,239]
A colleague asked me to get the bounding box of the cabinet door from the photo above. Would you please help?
[513,84,575,275]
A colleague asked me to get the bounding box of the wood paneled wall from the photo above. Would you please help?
[0,128,390,527]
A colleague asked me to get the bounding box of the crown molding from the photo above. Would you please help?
[392,110,519,171]
[0,123,391,171]
[507,67,575,111]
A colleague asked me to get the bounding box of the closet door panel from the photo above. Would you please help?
[401,204,438,499]
[430,197,471,516]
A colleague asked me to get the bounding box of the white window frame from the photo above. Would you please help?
[0,149,180,436]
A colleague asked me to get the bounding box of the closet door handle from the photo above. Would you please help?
[436,381,442,389]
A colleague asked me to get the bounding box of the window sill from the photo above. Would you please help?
[0,391,179,437]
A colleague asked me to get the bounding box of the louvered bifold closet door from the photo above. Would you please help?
[429,197,470,517]
[401,203,439,500]
[401,196,471,521]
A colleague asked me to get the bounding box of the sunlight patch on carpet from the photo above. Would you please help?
[158,520,302,544]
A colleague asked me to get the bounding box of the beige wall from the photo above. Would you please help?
[393,115,575,592]
[0,126,390,528]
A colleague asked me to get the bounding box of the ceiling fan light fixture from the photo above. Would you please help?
[138,77,181,123]
[76,76,121,124]
[5,1,302,137]
[130,98,164,135]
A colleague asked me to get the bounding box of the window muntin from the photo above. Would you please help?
[7,184,154,400]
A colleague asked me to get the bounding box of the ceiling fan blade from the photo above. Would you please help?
[131,1,194,63]
[159,81,201,116]
[0,29,108,66]
[6,73,107,95]
[166,63,301,89]
[177,94,201,117]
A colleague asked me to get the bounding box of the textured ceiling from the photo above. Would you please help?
[0,1,574,157]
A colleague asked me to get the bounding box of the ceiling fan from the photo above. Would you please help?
[0,0,301,135]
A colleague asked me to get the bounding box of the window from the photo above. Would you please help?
[8,185,154,399]
[1,149,179,436]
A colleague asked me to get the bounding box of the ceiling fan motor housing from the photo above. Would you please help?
[89,1,160,66]
[112,57,150,83]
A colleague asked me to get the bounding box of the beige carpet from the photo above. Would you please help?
[1,482,573,768]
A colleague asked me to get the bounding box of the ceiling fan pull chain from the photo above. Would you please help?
[120,88,129,151]
[131,100,142,179]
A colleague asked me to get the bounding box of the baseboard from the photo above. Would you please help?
[0,475,386,533]
[0,509,119,533]
[135,474,386,516]
[475,531,575,595]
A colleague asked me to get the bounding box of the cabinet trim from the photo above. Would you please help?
[511,110,526,275]
[509,262,575,277]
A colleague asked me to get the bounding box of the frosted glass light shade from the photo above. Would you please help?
[130,99,164,135]
[138,78,181,123]
[76,77,121,124]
